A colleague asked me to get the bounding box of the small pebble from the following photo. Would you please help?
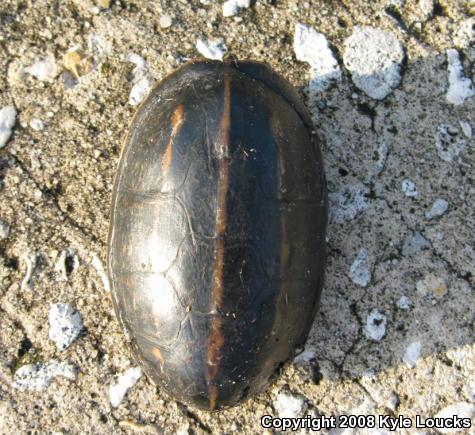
[364,309,387,341]
[0,105,17,149]
[109,367,143,407]
[329,183,369,223]
[418,0,434,19]
[273,390,306,418]
[435,123,466,162]
[386,392,400,411]
[25,57,57,81]
[464,381,475,402]
[458,120,472,138]
[91,253,110,292]
[222,0,251,17]
[0,219,10,239]
[126,53,152,106]
[14,360,76,391]
[293,23,341,94]
[63,50,93,79]
[425,198,448,220]
[159,14,173,28]
[343,26,404,100]
[21,252,38,291]
[416,273,447,297]
[401,179,418,197]
[196,38,227,61]
[293,350,316,364]
[403,341,421,368]
[435,402,475,433]
[49,303,83,351]
[61,72,78,90]
[402,232,431,256]
[386,0,405,8]
[349,248,371,287]
[126,53,146,70]
[88,33,110,61]
[29,118,45,131]
[446,49,474,106]
[371,142,390,178]
[397,295,412,310]
[453,17,475,50]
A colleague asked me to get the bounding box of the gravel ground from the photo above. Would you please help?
[0,0,474,433]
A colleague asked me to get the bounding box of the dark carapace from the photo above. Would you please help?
[108,60,327,411]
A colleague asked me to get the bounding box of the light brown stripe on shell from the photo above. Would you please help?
[152,347,165,371]
[207,70,232,411]
[162,104,185,173]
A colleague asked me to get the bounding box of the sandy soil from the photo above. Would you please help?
[0,0,474,433]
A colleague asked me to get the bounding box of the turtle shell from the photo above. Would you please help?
[108,59,327,411]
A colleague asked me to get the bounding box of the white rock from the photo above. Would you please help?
[21,252,38,291]
[418,0,434,19]
[25,57,58,81]
[459,120,472,138]
[109,367,143,407]
[29,118,45,131]
[0,219,10,239]
[453,18,475,50]
[294,23,341,94]
[349,248,371,287]
[129,76,152,106]
[386,0,405,7]
[401,179,418,197]
[464,380,475,402]
[434,402,475,433]
[293,350,315,364]
[343,26,405,100]
[435,123,466,162]
[222,0,251,17]
[0,106,17,149]
[91,253,110,292]
[446,49,474,105]
[14,360,76,391]
[49,303,83,351]
[386,392,400,411]
[364,309,387,341]
[329,183,369,223]
[403,341,421,368]
[126,53,152,106]
[159,14,173,28]
[397,295,412,310]
[402,232,431,256]
[274,391,306,418]
[61,72,78,90]
[425,198,448,220]
[88,33,110,61]
[196,38,227,61]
